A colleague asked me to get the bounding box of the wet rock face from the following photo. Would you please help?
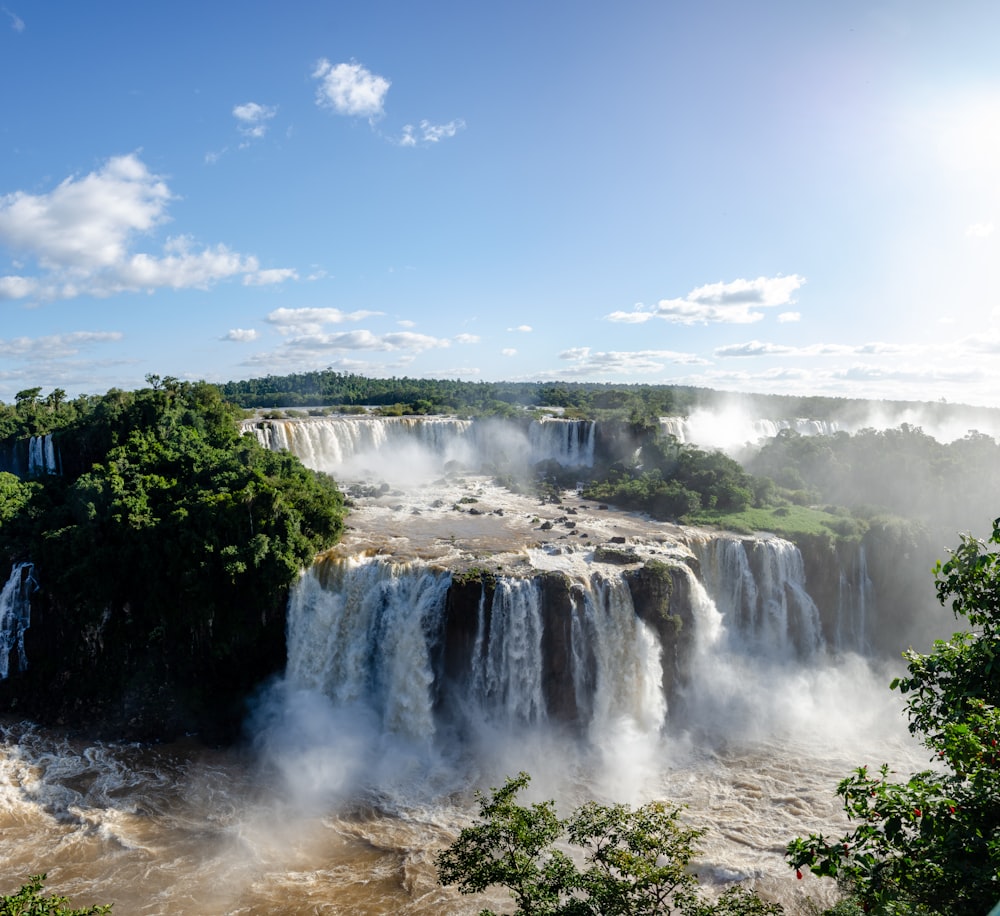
[538,571,579,723]
[625,560,692,702]
[1,582,289,743]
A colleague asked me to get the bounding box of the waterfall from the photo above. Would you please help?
[832,544,875,654]
[658,415,839,450]
[469,578,547,725]
[286,555,451,741]
[576,574,666,735]
[0,563,35,679]
[691,535,824,658]
[284,557,671,740]
[27,435,59,477]
[528,418,596,468]
[243,415,597,477]
[243,416,476,474]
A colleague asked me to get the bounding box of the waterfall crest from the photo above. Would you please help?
[243,415,597,476]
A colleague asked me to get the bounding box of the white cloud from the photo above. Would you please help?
[265,307,383,335]
[400,119,466,146]
[0,275,37,300]
[453,333,479,344]
[222,328,258,343]
[3,7,24,32]
[243,267,298,286]
[0,154,170,271]
[115,238,256,291]
[233,102,277,139]
[777,311,800,323]
[501,348,517,357]
[0,330,122,360]
[966,221,995,238]
[0,154,292,300]
[280,329,450,353]
[608,275,806,325]
[550,346,708,377]
[507,324,533,333]
[313,59,390,119]
[397,319,416,328]
[714,339,914,359]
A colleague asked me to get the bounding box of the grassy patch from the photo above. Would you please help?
[686,504,865,541]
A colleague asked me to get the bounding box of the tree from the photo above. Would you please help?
[437,772,783,915]
[0,874,111,915]
[787,518,1000,915]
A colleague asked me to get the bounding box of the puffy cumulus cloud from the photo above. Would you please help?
[608,275,806,325]
[265,306,383,336]
[0,154,294,300]
[114,238,257,291]
[548,346,708,377]
[0,154,170,272]
[399,119,466,147]
[222,328,258,342]
[0,275,37,299]
[313,59,390,119]
[233,102,277,139]
[453,333,479,344]
[0,330,122,360]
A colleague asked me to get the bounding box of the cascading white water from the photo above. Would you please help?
[285,555,451,742]
[690,535,824,658]
[27,435,58,477]
[833,544,875,654]
[528,418,595,468]
[243,415,597,479]
[658,415,839,449]
[469,578,547,725]
[577,574,666,736]
[0,562,34,679]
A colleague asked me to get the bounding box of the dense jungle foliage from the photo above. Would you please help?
[0,377,347,738]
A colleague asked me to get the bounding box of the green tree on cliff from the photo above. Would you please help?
[788,518,1000,914]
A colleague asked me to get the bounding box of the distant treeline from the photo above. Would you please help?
[216,369,999,428]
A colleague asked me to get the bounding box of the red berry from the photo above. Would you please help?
[796,869,803,880]
[914,808,921,816]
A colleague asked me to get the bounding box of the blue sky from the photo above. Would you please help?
[2,1,1000,406]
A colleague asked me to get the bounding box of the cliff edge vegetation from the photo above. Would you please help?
[0,378,347,741]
